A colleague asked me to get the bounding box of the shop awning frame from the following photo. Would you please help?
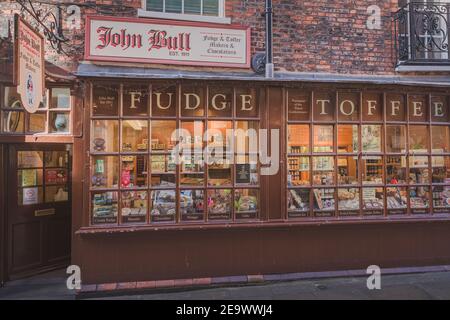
[76,62,450,88]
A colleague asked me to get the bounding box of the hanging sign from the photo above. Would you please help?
[14,14,45,113]
[85,15,250,68]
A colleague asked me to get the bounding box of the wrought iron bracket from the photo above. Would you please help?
[15,0,136,55]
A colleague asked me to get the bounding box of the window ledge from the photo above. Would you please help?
[76,214,450,236]
[396,64,450,72]
[137,9,231,24]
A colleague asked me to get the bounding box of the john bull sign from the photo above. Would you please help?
[85,16,250,68]
[14,14,45,113]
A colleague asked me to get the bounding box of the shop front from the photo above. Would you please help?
[71,76,450,284]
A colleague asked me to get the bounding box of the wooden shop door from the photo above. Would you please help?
[7,144,71,280]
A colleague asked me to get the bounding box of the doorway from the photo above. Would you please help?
[6,144,71,280]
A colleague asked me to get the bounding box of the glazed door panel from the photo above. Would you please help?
[7,144,71,279]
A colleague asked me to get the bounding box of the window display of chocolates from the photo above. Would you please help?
[121,191,147,224]
[288,189,310,218]
[208,190,232,220]
[151,190,176,222]
[338,188,360,211]
[92,191,118,224]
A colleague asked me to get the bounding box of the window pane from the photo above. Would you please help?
[208,87,232,117]
[337,156,358,185]
[49,112,70,133]
[235,155,258,185]
[313,188,335,215]
[288,156,310,186]
[288,124,309,153]
[18,151,43,168]
[235,189,259,220]
[29,112,46,133]
[121,120,149,152]
[91,156,119,188]
[338,188,360,213]
[409,186,430,213]
[18,169,43,187]
[387,186,408,213]
[166,0,182,13]
[45,169,68,185]
[386,125,406,153]
[147,0,163,11]
[180,153,204,186]
[121,191,148,224]
[337,125,358,153]
[288,189,310,218]
[313,125,333,152]
[181,86,205,117]
[151,154,176,187]
[92,85,119,116]
[121,155,148,188]
[203,0,219,16]
[207,121,233,151]
[362,156,383,184]
[92,191,118,225]
[236,88,259,118]
[123,86,149,116]
[152,85,176,117]
[431,126,449,153]
[180,189,205,221]
[2,111,25,133]
[50,88,70,109]
[18,187,43,205]
[151,190,176,223]
[185,0,201,14]
[386,156,407,184]
[432,156,450,183]
[180,121,204,151]
[208,189,232,220]
[338,92,359,121]
[235,121,259,154]
[432,186,450,213]
[151,120,176,152]
[362,125,382,152]
[362,187,384,215]
[45,185,69,203]
[3,87,22,108]
[91,120,119,153]
[44,151,69,168]
[208,156,232,186]
[312,156,334,185]
[409,125,429,153]
[409,155,429,184]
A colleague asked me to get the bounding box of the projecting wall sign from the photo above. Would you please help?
[14,14,45,113]
[85,15,251,68]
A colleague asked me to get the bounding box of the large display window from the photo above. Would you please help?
[285,89,449,219]
[89,83,261,225]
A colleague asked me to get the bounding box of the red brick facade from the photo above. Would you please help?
[0,0,406,75]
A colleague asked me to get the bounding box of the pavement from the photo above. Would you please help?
[1,269,450,300]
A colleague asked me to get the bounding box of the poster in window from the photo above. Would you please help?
[21,169,37,187]
[236,164,250,184]
[23,187,39,205]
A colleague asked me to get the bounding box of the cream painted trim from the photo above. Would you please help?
[137,9,231,24]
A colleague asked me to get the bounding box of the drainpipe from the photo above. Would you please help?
[265,0,274,78]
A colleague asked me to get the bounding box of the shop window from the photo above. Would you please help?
[89,84,262,226]
[409,125,429,153]
[1,86,73,134]
[431,126,449,153]
[313,125,334,152]
[287,124,309,154]
[337,125,358,153]
[386,125,406,153]
[361,125,382,153]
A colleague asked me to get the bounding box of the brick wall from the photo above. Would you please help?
[0,0,404,75]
